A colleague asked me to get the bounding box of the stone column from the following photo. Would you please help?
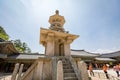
[46,33,55,56]
[17,64,24,80]
[64,37,73,56]
[11,63,20,80]
[57,60,64,80]
[64,43,70,56]
[52,57,57,80]
[77,61,89,80]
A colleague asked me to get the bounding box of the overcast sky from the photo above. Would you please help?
[0,0,120,54]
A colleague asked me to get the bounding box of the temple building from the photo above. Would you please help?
[0,10,120,80]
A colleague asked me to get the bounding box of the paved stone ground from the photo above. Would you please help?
[0,73,12,80]
[0,69,120,80]
[0,76,11,80]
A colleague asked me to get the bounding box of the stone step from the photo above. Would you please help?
[62,59,69,62]
[64,77,78,80]
[63,63,71,66]
[62,61,69,64]
[64,73,76,77]
[62,58,78,80]
[63,65,72,69]
[62,62,70,65]
[63,69,74,73]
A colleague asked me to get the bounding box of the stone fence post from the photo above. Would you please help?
[57,60,64,80]
[17,64,24,80]
[77,61,89,80]
[11,63,20,80]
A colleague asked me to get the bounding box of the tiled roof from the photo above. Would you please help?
[0,41,18,54]
[0,54,7,58]
[6,50,99,59]
[0,38,5,42]
[71,49,100,57]
[95,57,116,61]
[100,51,120,58]
[8,53,45,59]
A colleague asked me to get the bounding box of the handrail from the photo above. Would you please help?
[52,57,57,80]
[21,60,38,80]
[68,56,82,80]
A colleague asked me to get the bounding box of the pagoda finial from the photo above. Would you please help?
[49,10,65,32]
[55,10,59,15]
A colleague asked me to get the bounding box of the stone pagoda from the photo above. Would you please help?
[40,10,78,57]
[18,10,89,80]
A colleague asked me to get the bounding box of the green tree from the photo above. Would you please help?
[0,26,9,40]
[0,26,31,53]
[13,39,31,53]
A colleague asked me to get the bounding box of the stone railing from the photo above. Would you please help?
[11,56,91,80]
[52,56,65,80]
[21,61,38,80]
[68,56,82,80]
[93,72,119,80]
[51,57,57,80]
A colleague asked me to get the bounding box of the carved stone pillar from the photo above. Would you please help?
[57,60,63,80]
[46,33,55,56]
[64,43,70,56]
[17,64,24,80]
[11,63,20,80]
[77,61,89,80]
[33,60,43,80]
[64,37,73,56]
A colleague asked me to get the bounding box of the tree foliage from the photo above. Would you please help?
[0,26,9,40]
[12,39,31,53]
[0,26,31,53]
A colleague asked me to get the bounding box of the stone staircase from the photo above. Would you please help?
[62,58,78,80]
